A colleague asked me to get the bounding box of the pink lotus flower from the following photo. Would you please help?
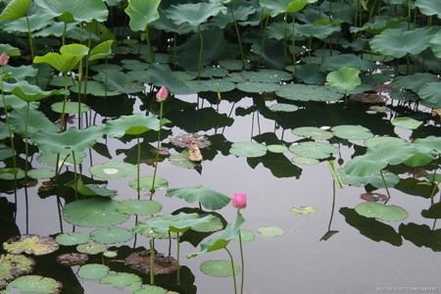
[156,86,169,102]
[232,192,247,209]
[0,53,9,66]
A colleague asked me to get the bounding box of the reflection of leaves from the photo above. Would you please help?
[395,178,437,199]
[340,207,402,246]
[399,223,441,252]
[247,152,301,178]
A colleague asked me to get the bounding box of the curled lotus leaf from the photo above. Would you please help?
[6,275,62,293]
[3,235,59,256]
[56,253,89,266]
[0,254,34,288]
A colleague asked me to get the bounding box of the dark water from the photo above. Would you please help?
[2,93,441,294]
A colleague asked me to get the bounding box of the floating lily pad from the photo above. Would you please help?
[236,81,280,93]
[291,156,320,166]
[63,199,129,227]
[230,142,267,158]
[257,226,284,238]
[28,168,55,180]
[0,254,34,288]
[132,285,168,294]
[200,260,240,278]
[289,142,336,160]
[267,144,288,153]
[50,101,90,114]
[100,271,142,289]
[354,202,408,222]
[76,241,106,255]
[326,67,361,93]
[78,264,109,280]
[276,84,343,102]
[332,125,373,141]
[6,275,62,294]
[3,235,59,256]
[0,168,25,180]
[292,127,333,141]
[90,161,137,180]
[291,206,317,216]
[269,103,299,112]
[166,186,230,210]
[128,176,169,192]
[116,200,162,216]
[55,232,90,246]
[103,251,118,258]
[391,117,422,130]
[91,227,134,245]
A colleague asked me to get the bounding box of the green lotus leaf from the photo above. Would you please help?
[296,23,339,39]
[0,145,15,161]
[76,241,107,255]
[4,65,38,80]
[78,264,109,280]
[236,81,281,93]
[90,161,137,180]
[104,114,160,137]
[0,94,27,109]
[0,168,25,180]
[50,101,90,114]
[63,198,129,227]
[429,30,441,58]
[321,54,373,72]
[4,235,59,256]
[100,271,142,289]
[89,40,114,61]
[257,226,284,238]
[0,254,34,288]
[415,0,441,17]
[332,125,373,141]
[55,232,90,246]
[365,136,405,149]
[128,176,169,192]
[370,27,435,58]
[116,200,162,216]
[125,0,161,31]
[187,79,235,93]
[267,144,288,153]
[291,206,317,216]
[6,275,62,293]
[146,213,218,234]
[276,84,344,102]
[269,103,299,112]
[191,215,224,233]
[33,126,103,155]
[0,43,21,56]
[166,2,227,28]
[133,285,168,294]
[354,202,408,222]
[166,186,230,210]
[91,227,134,245]
[342,155,387,177]
[392,73,437,93]
[34,44,89,73]
[219,59,245,71]
[342,170,400,188]
[289,142,337,160]
[34,0,108,22]
[291,156,320,166]
[414,136,441,155]
[11,81,57,102]
[230,142,267,158]
[326,67,361,93]
[260,0,308,16]
[0,0,31,21]
[391,116,423,130]
[200,259,240,278]
[418,82,441,108]
[292,127,333,140]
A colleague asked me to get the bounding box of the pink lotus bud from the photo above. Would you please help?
[0,53,9,66]
[232,192,247,209]
[156,86,169,102]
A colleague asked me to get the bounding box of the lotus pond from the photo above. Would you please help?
[2,0,441,293]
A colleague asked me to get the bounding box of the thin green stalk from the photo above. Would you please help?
[145,26,154,63]
[197,25,204,79]
[77,60,83,129]
[380,170,392,204]
[291,15,296,71]
[25,16,34,60]
[230,9,246,69]
[62,22,67,46]
[137,137,141,200]
[72,151,78,200]
[24,102,30,234]
[150,102,164,196]
[237,213,245,294]
[149,238,155,285]
[224,247,238,294]
[176,232,181,285]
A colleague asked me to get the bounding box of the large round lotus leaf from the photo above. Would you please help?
[100,271,142,289]
[230,142,267,158]
[269,103,299,112]
[199,67,228,78]
[366,136,405,149]
[125,0,160,32]
[0,168,25,180]
[291,156,320,166]
[418,82,441,108]
[391,117,422,130]
[191,215,224,233]
[63,199,129,227]
[219,59,243,71]
[166,186,230,210]
[296,23,340,39]
[415,0,441,17]
[354,202,408,222]
[276,84,343,102]
[430,30,441,58]
[332,125,373,140]
[404,151,434,168]
[76,241,106,255]
[166,1,226,27]
[34,0,108,22]
[292,127,333,141]
[50,102,90,114]
[133,285,168,294]
[78,264,109,280]
[128,176,169,192]
[289,142,336,160]
[200,260,240,278]
[70,80,120,96]
[146,213,218,234]
[116,200,162,216]
[187,79,235,93]
[55,233,90,246]
[104,114,160,137]
[342,156,387,177]
[326,67,361,93]
[3,235,59,256]
[90,161,137,180]
[28,168,55,180]
[414,136,441,154]
[267,144,288,153]
[257,226,284,238]
[90,227,134,245]
[342,170,399,188]
[0,254,34,288]
[0,0,32,21]
[6,275,62,293]
[236,81,280,93]
[369,27,435,58]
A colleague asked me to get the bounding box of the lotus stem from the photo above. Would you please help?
[168,232,172,257]
[176,232,181,285]
[24,102,31,234]
[77,60,83,129]
[380,170,391,204]
[197,25,204,79]
[150,101,164,197]
[237,213,245,294]
[149,238,155,285]
[224,247,238,294]
[62,22,67,46]
[145,26,154,63]
[72,151,78,200]
[137,137,141,200]
[25,16,34,60]
[230,9,246,69]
